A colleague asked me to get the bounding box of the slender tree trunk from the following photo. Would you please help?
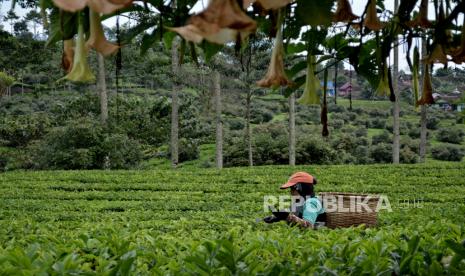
[97,53,108,125]
[392,0,400,164]
[171,37,180,168]
[246,88,253,167]
[419,38,428,162]
[288,92,296,166]
[349,69,353,110]
[214,70,223,169]
[334,63,338,105]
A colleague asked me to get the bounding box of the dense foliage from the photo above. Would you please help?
[0,163,465,274]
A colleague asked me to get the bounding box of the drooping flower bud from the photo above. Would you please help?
[87,0,133,15]
[417,65,434,105]
[333,0,359,23]
[52,0,87,12]
[245,0,293,10]
[86,9,119,56]
[170,0,256,45]
[297,55,320,105]
[451,17,465,64]
[406,0,432,28]
[52,0,132,14]
[257,13,291,88]
[376,63,390,97]
[364,0,384,31]
[423,44,448,65]
[62,18,95,83]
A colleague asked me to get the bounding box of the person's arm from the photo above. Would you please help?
[286,213,313,229]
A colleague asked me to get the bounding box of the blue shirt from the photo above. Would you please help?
[297,197,325,224]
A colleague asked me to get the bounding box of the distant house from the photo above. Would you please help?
[321,81,335,97]
[432,88,465,112]
[338,82,352,97]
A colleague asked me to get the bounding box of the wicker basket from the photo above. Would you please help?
[318,192,380,228]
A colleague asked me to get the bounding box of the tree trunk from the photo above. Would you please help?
[97,53,108,125]
[171,37,179,168]
[214,70,223,169]
[349,68,353,110]
[419,38,428,162]
[392,0,400,164]
[246,88,253,167]
[334,62,338,105]
[289,92,296,166]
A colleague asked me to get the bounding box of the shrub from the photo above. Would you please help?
[177,138,200,163]
[353,145,373,164]
[368,109,389,117]
[370,143,392,163]
[296,107,320,125]
[223,123,288,167]
[368,118,386,129]
[426,116,440,130]
[32,119,104,169]
[0,113,51,147]
[372,131,391,145]
[227,118,245,131]
[330,119,345,129]
[436,128,465,144]
[332,134,357,152]
[353,118,366,126]
[431,144,464,161]
[101,134,143,169]
[32,118,143,169]
[401,138,420,154]
[385,121,410,135]
[296,136,338,165]
[251,108,273,124]
[456,110,465,124]
[355,127,368,137]
[328,104,346,113]
[400,147,418,164]
[0,148,8,171]
[253,132,288,165]
[352,107,365,115]
[224,136,248,167]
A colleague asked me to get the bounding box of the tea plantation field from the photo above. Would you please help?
[1,163,465,274]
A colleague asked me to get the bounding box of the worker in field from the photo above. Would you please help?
[264,172,326,229]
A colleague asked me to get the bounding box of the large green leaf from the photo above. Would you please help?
[296,0,335,27]
[46,9,78,46]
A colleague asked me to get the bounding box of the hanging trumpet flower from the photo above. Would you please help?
[406,0,431,28]
[364,0,384,31]
[86,9,119,56]
[257,9,291,88]
[170,0,256,45]
[333,0,359,23]
[62,39,75,73]
[417,65,434,105]
[243,0,293,10]
[62,15,95,83]
[423,43,448,65]
[451,17,465,64]
[52,0,133,14]
[376,62,390,97]
[297,55,320,105]
[412,46,420,109]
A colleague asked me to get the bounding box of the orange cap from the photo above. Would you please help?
[280,172,315,189]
